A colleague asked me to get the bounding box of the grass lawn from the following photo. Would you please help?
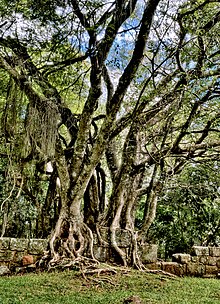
[0,267,219,303]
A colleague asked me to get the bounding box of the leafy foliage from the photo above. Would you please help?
[0,0,219,265]
[149,162,220,258]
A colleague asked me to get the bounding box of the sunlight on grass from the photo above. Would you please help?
[0,270,219,304]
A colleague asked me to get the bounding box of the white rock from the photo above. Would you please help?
[0,266,10,276]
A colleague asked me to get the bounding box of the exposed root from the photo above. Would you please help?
[66,222,76,257]
[84,223,97,260]
[80,264,126,287]
[75,224,85,256]
[63,239,75,258]
[110,227,128,267]
[41,219,155,273]
[145,269,178,278]
[130,230,145,270]
[96,225,109,247]
[86,276,118,286]
[49,210,66,257]
[109,226,145,270]
[39,214,101,272]
[47,256,99,272]
[83,268,117,276]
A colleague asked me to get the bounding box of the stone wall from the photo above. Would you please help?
[93,227,158,264]
[2,235,218,278]
[146,246,220,278]
[0,237,48,269]
[0,233,157,274]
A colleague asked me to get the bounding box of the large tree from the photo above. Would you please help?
[0,0,219,268]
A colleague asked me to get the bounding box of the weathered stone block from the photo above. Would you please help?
[115,229,131,247]
[161,262,181,276]
[0,238,10,250]
[0,266,10,276]
[0,250,15,261]
[145,262,161,270]
[191,246,209,256]
[161,262,186,276]
[216,259,220,268]
[22,255,34,266]
[206,256,217,266]
[187,262,205,277]
[172,253,191,264]
[11,250,29,264]
[28,239,48,254]
[205,265,218,275]
[199,256,217,265]
[141,244,157,264]
[0,261,9,267]
[95,227,133,248]
[95,227,132,247]
[200,256,210,265]
[209,247,220,257]
[191,256,199,263]
[93,245,109,262]
[10,238,29,251]
[14,264,36,274]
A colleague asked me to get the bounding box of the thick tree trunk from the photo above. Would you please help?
[102,121,147,267]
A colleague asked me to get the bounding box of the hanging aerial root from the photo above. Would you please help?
[24,100,60,158]
[130,230,146,271]
[96,225,109,247]
[110,227,128,267]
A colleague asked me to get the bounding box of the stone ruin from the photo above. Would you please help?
[0,237,47,275]
[92,227,158,264]
[0,230,156,275]
[0,227,157,275]
[145,245,220,278]
[0,233,220,278]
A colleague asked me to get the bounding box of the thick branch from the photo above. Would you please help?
[107,0,161,115]
[171,88,213,152]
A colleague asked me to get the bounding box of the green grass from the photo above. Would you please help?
[0,268,219,304]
